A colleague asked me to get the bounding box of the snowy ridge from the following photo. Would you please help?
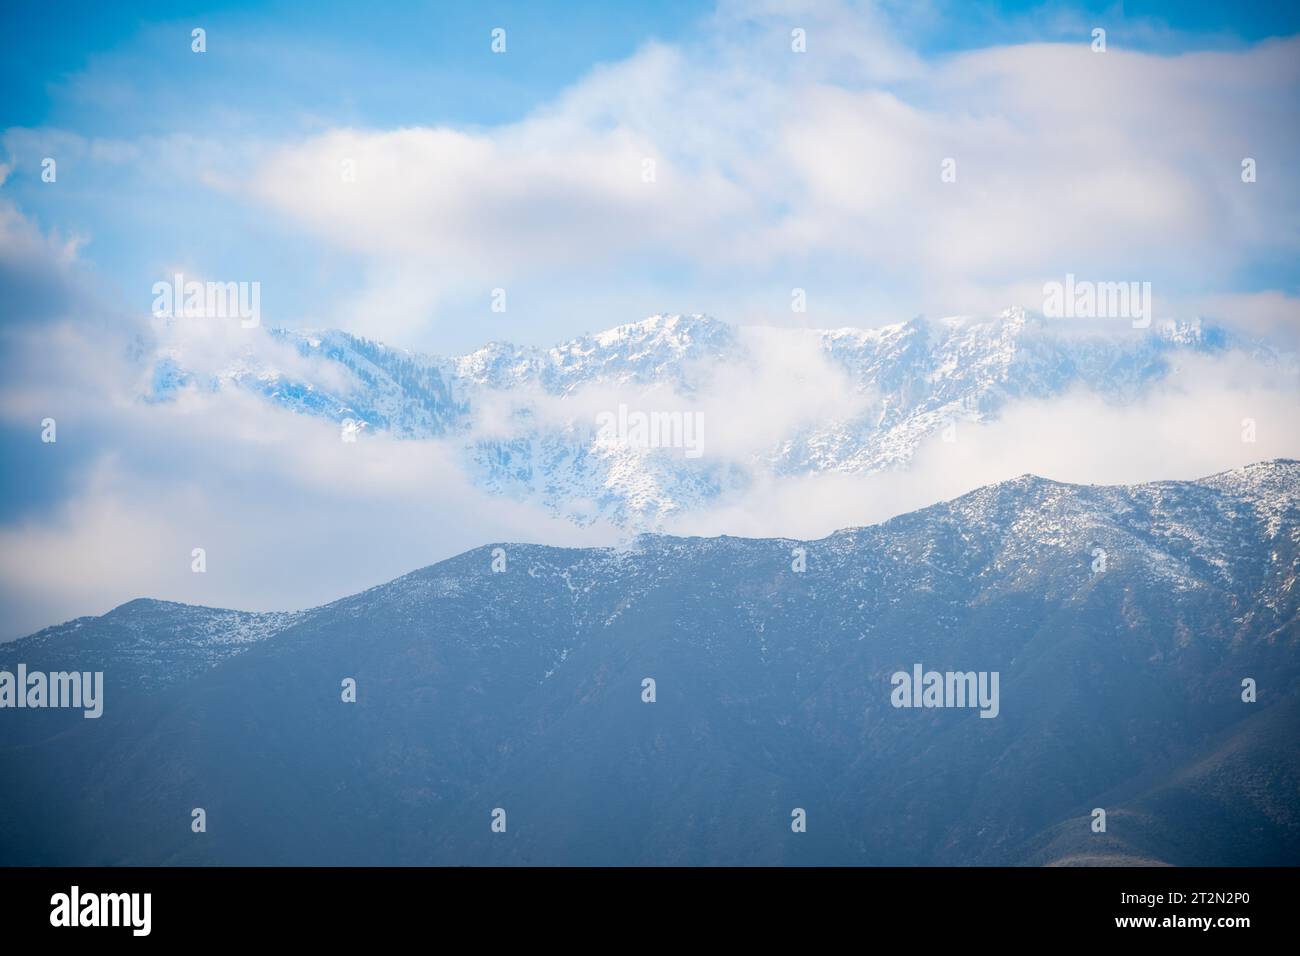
[145,309,1294,528]
[6,460,1296,694]
[7,600,311,687]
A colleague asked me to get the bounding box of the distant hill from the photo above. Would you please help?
[2,461,1297,865]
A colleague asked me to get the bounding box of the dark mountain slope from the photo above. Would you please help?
[2,461,1296,865]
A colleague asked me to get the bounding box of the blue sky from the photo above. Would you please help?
[6,1,1299,133]
[3,0,1299,351]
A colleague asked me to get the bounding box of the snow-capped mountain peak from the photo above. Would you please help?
[143,309,1293,528]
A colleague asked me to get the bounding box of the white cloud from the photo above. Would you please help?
[229,7,1300,341]
[665,350,1300,541]
[0,377,622,639]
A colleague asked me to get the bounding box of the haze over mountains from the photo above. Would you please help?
[146,309,1298,529]
[3,461,1296,866]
